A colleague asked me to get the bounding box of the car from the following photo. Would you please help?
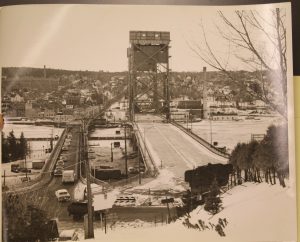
[59,157,68,163]
[20,176,31,182]
[55,189,71,202]
[55,164,64,170]
[54,168,63,176]
[19,167,32,173]
[128,167,139,174]
[134,166,145,173]
[11,164,20,173]
[57,160,64,167]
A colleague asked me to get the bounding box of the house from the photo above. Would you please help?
[10,93,24,103]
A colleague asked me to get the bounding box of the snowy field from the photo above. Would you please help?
[186,117,283,151]
[66,182,297,242]
[3,124,64,138]
[89,127,124,138]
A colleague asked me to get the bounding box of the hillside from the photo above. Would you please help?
[67,182,297,242]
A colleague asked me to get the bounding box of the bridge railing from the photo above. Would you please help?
[171,121,230,159]
[133,122,159,176]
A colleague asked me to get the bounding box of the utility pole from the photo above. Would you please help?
[138,148,141,185]
[25,153,27,179]
[110,142,113,162]
[209,114,213,145]
[124,123,128,179]
[83,121,94,239]
[24,143,28,179]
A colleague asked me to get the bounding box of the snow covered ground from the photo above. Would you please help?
[2,124,63,138]
[188,117,283,152]
[1,124,63,186]
[66,182,297,242]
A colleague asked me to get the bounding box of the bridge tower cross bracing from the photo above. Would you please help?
[128,31,171,122]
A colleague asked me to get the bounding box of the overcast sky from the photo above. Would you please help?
[0,3,292,72]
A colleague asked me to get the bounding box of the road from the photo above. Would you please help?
[137,120,228,182]
[35,126,82,221]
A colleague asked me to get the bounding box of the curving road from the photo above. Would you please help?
[36,126,82,221]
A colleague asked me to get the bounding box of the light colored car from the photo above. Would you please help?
[128,167,139,174]
[54,168,63,176]
[57,160,64,167]
[55,189,71,202]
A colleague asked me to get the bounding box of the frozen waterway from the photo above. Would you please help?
[187,117,283,151]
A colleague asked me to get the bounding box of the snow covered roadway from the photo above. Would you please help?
[136,116,228,189]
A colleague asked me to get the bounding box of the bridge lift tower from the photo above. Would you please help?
[128,31,171,122]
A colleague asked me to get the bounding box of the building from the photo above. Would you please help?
[25,101,41,119]
[54,114,74,123]
[10,93,24,103]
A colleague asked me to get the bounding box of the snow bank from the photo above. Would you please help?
[67,182,296,242]
[127,169,186,192]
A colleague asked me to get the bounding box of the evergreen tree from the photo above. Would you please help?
[2,132,10,163]
[7,130,17,161]
[3,193,51,242]
[18,132,27,160]
[204,178,222,215]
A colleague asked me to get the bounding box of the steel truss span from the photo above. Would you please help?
[128,31,171,122]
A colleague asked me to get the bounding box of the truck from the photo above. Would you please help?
[62,170,75,184]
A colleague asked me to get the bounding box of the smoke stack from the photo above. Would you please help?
[44,65,46,79]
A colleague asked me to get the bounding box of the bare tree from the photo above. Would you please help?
[190,8,288,118]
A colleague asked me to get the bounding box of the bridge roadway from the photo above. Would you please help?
[135,114,228,186]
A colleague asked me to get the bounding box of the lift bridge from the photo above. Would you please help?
[128,31,171,122]
[126,31,229,181]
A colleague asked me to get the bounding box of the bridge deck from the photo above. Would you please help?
[137,121,228,181]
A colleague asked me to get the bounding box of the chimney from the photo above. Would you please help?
[44,65,46,79]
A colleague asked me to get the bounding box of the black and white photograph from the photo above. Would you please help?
[0,2,297,242]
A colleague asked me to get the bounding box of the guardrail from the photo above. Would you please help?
[171,121,230,159]
[133,122,159,176]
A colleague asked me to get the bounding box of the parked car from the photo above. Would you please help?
[20,176,31,182]
[55,189,71,202]
[11,164,20,173]
[128,167,139,174]
[134,166,145,173]
[19,168,31,173]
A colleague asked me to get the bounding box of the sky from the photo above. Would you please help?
[0,3,292,72]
